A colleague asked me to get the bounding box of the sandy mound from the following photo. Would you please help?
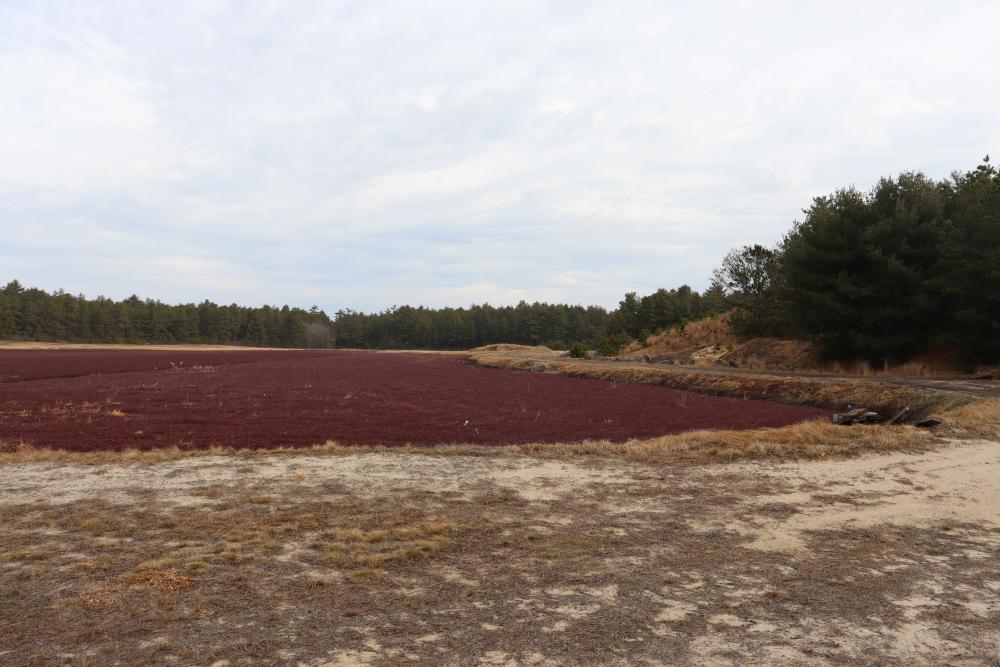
[621,313,740,363]
[620,313,819,370]
[471,344,557,354]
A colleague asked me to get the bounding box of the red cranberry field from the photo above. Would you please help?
[0,349,826,451]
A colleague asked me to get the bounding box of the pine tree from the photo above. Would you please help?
[781,174,948,363]
[936,158,1000,361]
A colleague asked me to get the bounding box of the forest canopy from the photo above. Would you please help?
[0,283,334,348]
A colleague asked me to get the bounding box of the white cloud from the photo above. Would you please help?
[1,0,998,311]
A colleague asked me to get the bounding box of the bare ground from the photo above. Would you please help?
[2,438,999,665]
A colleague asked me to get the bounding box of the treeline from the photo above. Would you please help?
[712,158,1000,364]
[331,284,728,351]
[333,302,610,350]
[0,282,334,348]
[0,279,723,352]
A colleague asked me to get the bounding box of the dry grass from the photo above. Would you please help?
[717,337,818,370]
[471,343,559,354]
[632,312,742,360]
[470,352,969,416]
[514,419,932,464]
[0,493,458,583]
[0,485,482,664]
[939,399,1000,439]
[0,414,959,468]
[625,312,821,371]
[77,568,193,609]
[313,517,455,568]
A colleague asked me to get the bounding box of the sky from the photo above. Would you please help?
[2,1,998,313]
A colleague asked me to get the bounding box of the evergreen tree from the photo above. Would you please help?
[0,282,332,347]
[781,174,950,363]
[936,158,1000,360]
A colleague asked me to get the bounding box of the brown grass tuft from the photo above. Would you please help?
[76,568,192,609]
[314,517,455,568]
[127,567,193,594]
[943,399,1000,427]
[511,419,931,464]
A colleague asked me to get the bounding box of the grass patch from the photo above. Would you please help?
[313,517,455,568]
[513,419,932,464]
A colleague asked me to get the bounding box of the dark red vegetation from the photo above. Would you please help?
[0,350,827,451]
[0,349,332,383]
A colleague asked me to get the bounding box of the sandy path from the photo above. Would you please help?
[2,441,999,665]
[515,352,1000,398]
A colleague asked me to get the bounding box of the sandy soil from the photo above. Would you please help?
[516,352,1000,399]
[2,439,999,665]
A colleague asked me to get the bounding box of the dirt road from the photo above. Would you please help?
[2,439,999,665]
[519,353,1000,399]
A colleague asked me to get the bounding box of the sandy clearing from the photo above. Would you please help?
[0,454,640,506]
[5,439,998,550]
[2,440,999,665]
[727,438,1000,552]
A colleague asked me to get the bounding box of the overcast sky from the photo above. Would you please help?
[2,1,998,312]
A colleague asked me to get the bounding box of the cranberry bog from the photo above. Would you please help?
[0,348,826,452]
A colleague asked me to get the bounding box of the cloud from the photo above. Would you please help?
[2,1,998,312]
